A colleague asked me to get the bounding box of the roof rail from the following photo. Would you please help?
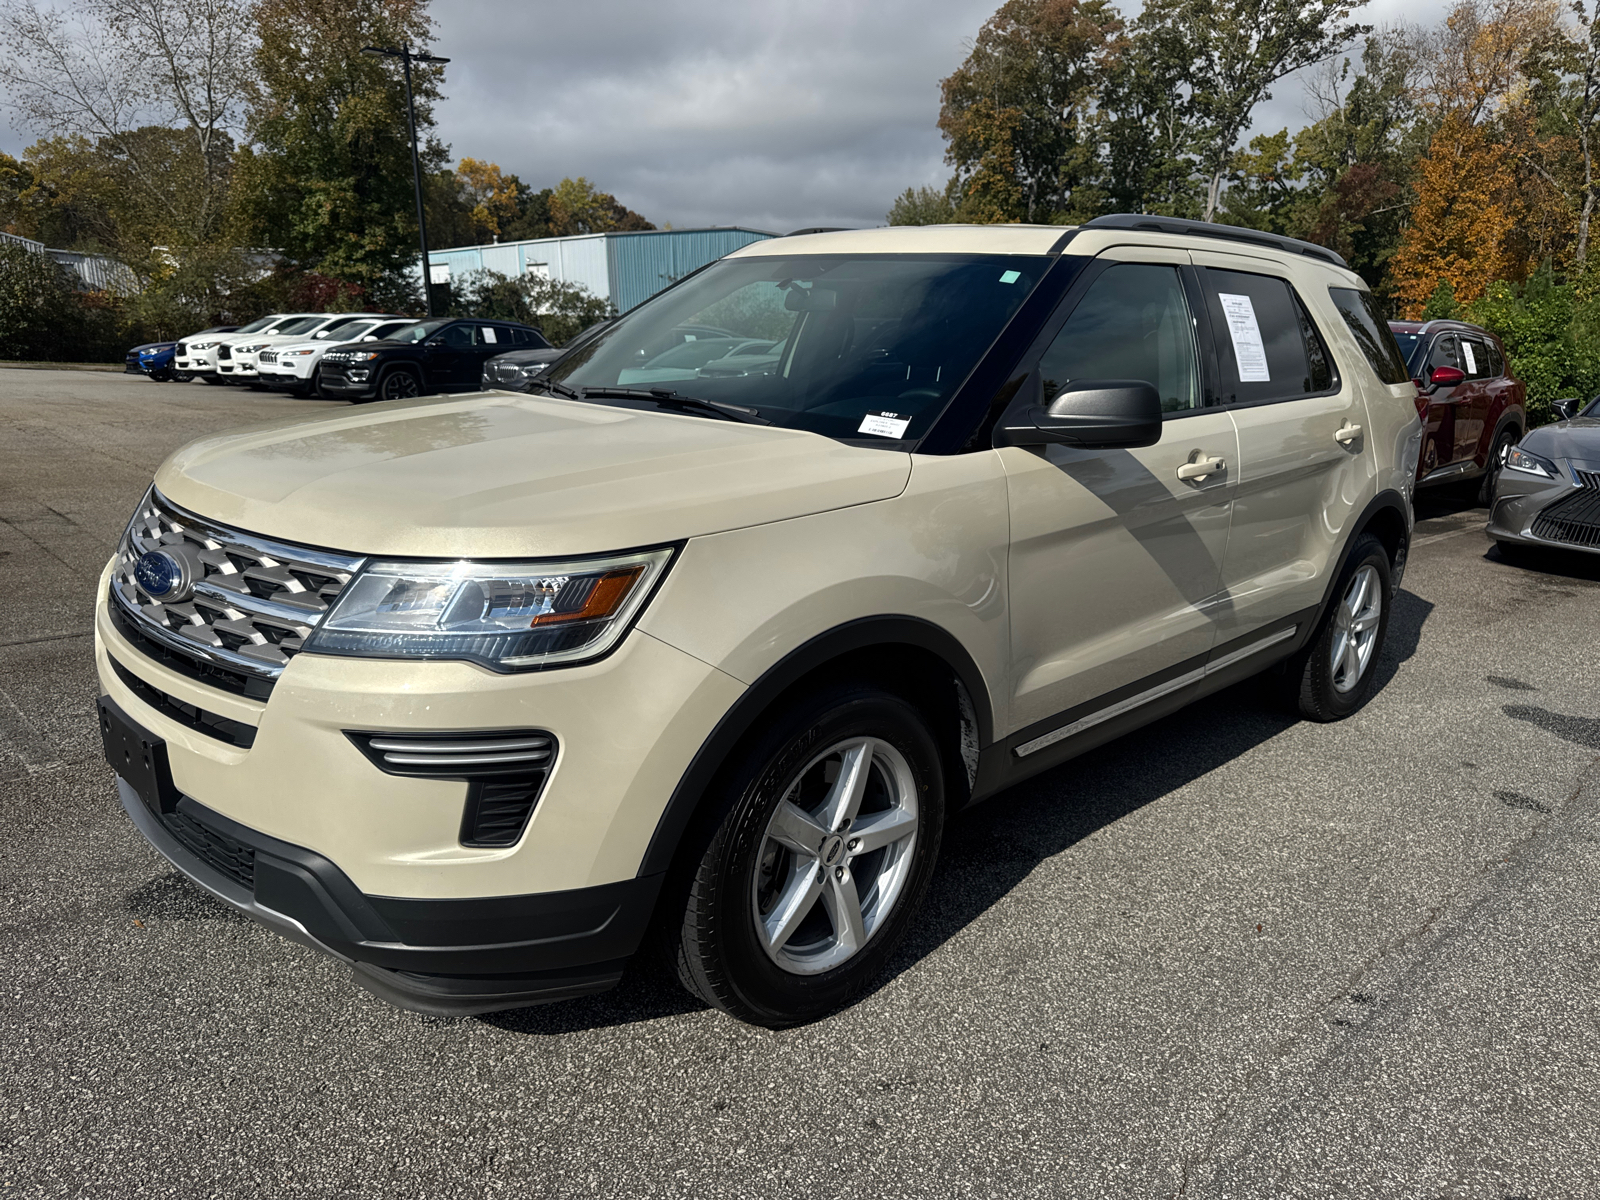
[781,227,853,237]
[1081,214,1349,270]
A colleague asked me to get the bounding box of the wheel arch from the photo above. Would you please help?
[1326,489,1411,608]
[637,616,994,879]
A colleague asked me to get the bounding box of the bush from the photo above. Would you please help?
[0,242,118,360]
[1465,267,1600,426]
[445,269,614,345]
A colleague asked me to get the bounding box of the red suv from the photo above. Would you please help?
[1388,319,1526,503]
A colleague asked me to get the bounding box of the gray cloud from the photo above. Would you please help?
[1,0,1453,233]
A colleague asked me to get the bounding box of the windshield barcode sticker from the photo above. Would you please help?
[1218,293,1270,382]
[859,411,912,438]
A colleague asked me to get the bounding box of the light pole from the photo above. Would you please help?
[361,43,450,317]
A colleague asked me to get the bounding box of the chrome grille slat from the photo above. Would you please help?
[383,750,552,766]
[367,736,551,753]
[111,488,364,683]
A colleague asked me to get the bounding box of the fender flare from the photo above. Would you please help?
[1316,487,1413,615]
[636,616,994,877]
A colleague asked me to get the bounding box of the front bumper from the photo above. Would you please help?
[316,366,378,398]
[1488,465,1600,555]
[105,700,662,1015]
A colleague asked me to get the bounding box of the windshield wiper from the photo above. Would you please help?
[525,376,580,399]
[578,386,771,425]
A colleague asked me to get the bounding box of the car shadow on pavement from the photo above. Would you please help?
[480,587,1437,1037]
[1486,541,1600,583]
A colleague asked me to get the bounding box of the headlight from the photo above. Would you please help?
[341,350,382,363]
[240,342,270,353]
[190,341,218,351]
[519,363,548,377]
[1504,445,1557,478]
[303,548,674,670]
[284,348,315,357]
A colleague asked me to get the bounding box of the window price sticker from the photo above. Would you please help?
[1461,341,1477,374]
[1218,293,1271,382]
[858,411,912,438]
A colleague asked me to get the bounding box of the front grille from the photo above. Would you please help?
[1574,468,1600,490]
[346,730,556,848]
[175,342,187,357]
[259,350,278,365]
[111,489,364,682]
[217,345,232,361]
[1532,486,1600,549]
[164,807,255,888]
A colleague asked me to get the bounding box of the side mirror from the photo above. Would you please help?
[1553,397,1584,421]
[995,380,1163,449]
[1429,366,1465,390]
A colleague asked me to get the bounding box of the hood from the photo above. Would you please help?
[489,348,562,365]
[154,392,911,558]
[1524,417,1600,467]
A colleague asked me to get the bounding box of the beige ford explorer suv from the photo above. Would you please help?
[96,216,1423,1027]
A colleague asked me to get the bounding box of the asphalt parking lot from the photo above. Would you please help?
[2,366,1597,1198]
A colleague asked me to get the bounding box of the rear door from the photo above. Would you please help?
[1420,334,1462,474]
[1001,248,1238,734]
[1454,334,1495,464]
[1193,252,1373,645]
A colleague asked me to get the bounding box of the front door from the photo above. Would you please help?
[422,323,477,388]
[1001,252,1238,733]
[1190,252,1374,642]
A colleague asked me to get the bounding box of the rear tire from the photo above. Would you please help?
[378,367,421,402]
[1286,533,1392,722]
[673,683,945,1028]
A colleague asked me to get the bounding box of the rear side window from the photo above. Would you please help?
[1460,337,1491,379]
[1038,263,1201,413]
[1201,269,1335,404]
[1488,341,1504,377]
[1328,287,1411,384]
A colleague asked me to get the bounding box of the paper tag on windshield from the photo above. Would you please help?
[1218,293,1270,381]
[482,327,497,343]
[1462,341,1477,373]
[858,411,911,438]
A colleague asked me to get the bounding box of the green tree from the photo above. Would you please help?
[937,0,1122,223]
[1136,0,1370,221]
[886,184,958,225]
[239,0,444,303]
[446,269,614,345]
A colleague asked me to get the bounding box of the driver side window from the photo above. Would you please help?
[1038,264,1201,413]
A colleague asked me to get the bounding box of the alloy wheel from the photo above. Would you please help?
[751,737,920,976]
[382,371,420,401]
[1330,564,1382,693]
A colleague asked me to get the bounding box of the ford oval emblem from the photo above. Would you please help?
[133,550,189,601]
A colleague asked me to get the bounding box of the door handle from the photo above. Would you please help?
[1176,455,1227,481]
[1334,422,1363,444]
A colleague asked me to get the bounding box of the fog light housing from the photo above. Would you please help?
[348,369,370,381]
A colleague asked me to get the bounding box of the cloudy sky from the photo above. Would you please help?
[3,0,1454,233]
[429,0,1452,233]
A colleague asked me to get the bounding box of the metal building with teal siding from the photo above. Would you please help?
[427,227,774,314]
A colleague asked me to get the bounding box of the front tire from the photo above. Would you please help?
[1287,533,1392,721]
[674,684,945,1027]
[378,367,422,402]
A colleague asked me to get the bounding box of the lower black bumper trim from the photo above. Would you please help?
[115,770,662,1014]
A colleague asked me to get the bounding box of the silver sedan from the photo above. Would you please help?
[1487,395,1600,554]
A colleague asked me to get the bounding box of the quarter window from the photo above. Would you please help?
[1201,269,1336,404]
[1038,263,1201,413]
[1328,287,1411,384]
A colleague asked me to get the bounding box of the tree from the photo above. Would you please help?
[1524,1,1600,265]
[546,176,653,236]
[886,184,958,224]
[937,0,1122,223]
[445,268,614,345]
[1136,0,1370,221]
[239,0,444,303]
[0,0,253,265]
[455,156,519,243]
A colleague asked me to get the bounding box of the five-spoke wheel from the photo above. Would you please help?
[1329,564,1382,694]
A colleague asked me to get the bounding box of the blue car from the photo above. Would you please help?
[125,326,235,382]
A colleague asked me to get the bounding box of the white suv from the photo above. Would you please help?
[96,218,1422,1026]
[174,314,321,383]
[258,317,417,397]
[220,313,400,385]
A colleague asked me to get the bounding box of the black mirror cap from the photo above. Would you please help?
[1554,397,1583,420]
[994,380,1163,449]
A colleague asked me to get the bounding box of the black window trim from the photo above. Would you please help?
[1195,265,1343,412]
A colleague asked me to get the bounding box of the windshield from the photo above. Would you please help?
[318,319,375,340]
[547,254,1049,443]
[391,320,450,344]
[234,317,276,334]
[1391,332,1422,370]
[274,317,323,336]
